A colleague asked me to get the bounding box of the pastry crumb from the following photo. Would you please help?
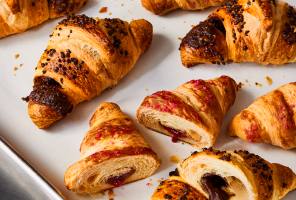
[238,82,243,89]
[178,37,182,40]
[99,7,108,13]
[145,88,148,91]
[157,180,162,182]
[170,155,183,164]
[14,74,16,76]
[161,178,164,180]
[283,76,285,77]
[159,158,162,164]
[122,188,124,189]
[184,21,186,23]
[108,189,116,200]
[182,142,184,145]
[163,27,165,29]
[245,79,248,82]
[121,3,124,6]
[15,54,19,59]
[247,84,251,86]
[149,179,152,182]
[109,12,112,15]
[255,82,262,87]
[150,183,153,186]
[14,67,18,71]
[20,63,23,67]
[265,76,273,86]
[191,25,195,28]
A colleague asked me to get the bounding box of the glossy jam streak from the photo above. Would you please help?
[106,168,135,187]
[161,124,186,143]
[201,173,230,200]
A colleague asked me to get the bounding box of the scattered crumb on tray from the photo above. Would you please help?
[283,76,285,77]
[90,192,105,198]
[170,155,183,164]
[191,25,195,28]
[108,189,116,200]
[245,79,248,82]
[255,82,262,87]
[247,84,251,86]
[15,54,19,59]
[99,7,108,13]
[178,37,182,40]
[161,178,164,180]
[20,63,23,67]
[14,67,18,71]
[145,88,148,91]
[109,12,112,15]
[238,82,243,89]
[14,74,16,76]
[149,179,152,182]
[182,142,184,145]
[121,3,124,6]
[184,21,186,23]
[265,76,273,86]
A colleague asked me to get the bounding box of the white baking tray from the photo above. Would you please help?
[0,0,296,199]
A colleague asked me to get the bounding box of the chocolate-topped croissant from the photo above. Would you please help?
[178,148,296,200]
[180,0,296,67]
[22,15,153,129]
[0,0,88,38]
[141,0,228,15]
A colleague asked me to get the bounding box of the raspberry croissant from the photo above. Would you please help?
[180,0,296,67]
[22,15,153,129]
[64,102,160,195]
[178,148,296,200]
[0,0,88,38]
[137,76,237,148]
[228,82,296,149]
[141,0,228,15]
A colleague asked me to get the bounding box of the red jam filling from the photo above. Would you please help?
[106,168,135,187]
[160,123,186,143]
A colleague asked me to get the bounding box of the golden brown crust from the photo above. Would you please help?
[180,0,296,67]
[150,176,207,200]
[178,148,296,200]
[0,0,88,39]
[141,0,228,15]
[23,15,153,129]
[137,76,237,148]
[228,82,296,149]
[64,102,160,195]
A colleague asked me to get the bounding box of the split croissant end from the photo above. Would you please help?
[22,15,153,129]
[180,0,296,67]
[141,0,228,15]
[0,0,88,38]
[137,76,238,148]
[177,148,296,200]
[228,82,296,149]
[64,102,160,195]
[150,176,207,200]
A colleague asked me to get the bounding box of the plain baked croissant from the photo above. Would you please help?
[178,148,296,200]
[137,75,237,148]
[64,102,160,195]
[180,0,296,67]
[228,82,296,149]
[0,0,88,38]
[150,175,207,200]
[141,0,229,15]
[22,14,153,129]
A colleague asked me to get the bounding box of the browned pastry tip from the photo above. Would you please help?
[48,0,89,19]
[150,175,207,200]
[141,0,229,15]
[180,0,296,67]
[130,19,153,54]
[228,82,296,149]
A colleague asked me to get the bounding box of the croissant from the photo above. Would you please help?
[178,148,296,200]
[180,0,296,67]
[137,76,237,148]
[22,14,153,129]
[150,175,207,200]
[228,82,296,149]
[141,0,228,15]
[0,0,88,38]
[64,102,160,195]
